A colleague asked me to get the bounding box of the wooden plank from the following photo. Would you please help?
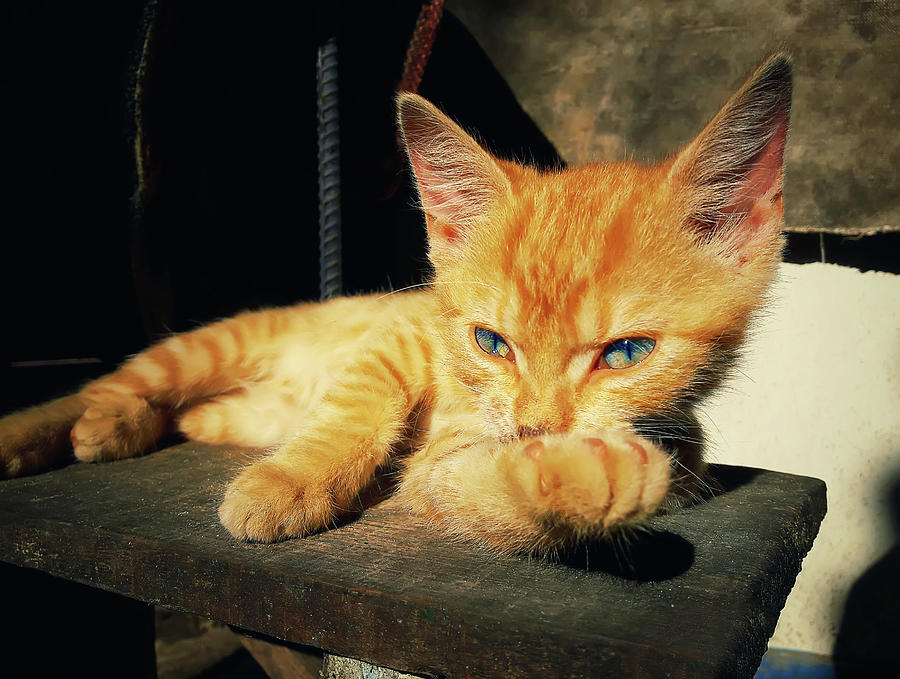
[239,634,322,679]
[0,443,825,678]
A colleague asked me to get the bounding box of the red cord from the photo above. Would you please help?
[398,0,446,94]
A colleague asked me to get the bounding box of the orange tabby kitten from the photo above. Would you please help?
[0,55,791,554]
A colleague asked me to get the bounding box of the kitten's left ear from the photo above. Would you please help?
[671,54,792,263]
[397,94,510,262]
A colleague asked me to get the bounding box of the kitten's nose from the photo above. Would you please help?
[517,425,547,439]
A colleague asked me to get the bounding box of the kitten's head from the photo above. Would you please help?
[398,56,791,455]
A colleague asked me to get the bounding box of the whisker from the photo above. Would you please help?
[376,280,502,300]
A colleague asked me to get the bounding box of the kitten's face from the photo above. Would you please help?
[430,161,768,441]
[399,56,790,444]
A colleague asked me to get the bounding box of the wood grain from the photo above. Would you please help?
[0,443,825,678]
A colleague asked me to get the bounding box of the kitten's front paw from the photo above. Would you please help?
[219,459,336,542]
[71,397,164,462]
[508,430,670,534]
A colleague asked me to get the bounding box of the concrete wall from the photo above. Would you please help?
[703,263,900,659]
[449,0,900,232]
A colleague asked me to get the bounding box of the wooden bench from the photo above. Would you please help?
[0,443,825,678]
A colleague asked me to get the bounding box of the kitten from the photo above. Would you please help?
[0,55,791,554]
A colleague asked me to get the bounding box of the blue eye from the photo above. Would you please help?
[474,327,514,361]
[600,338,655,369]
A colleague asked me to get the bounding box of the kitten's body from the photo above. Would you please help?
[0,56,792,554]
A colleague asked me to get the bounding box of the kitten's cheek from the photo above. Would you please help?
[587,370,606,386]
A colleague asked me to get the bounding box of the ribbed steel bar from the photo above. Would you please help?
[317,36,342,300]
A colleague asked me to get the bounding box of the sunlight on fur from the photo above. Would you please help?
[0,55,792,554]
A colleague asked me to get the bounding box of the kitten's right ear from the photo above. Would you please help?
[397,94,509,260]
[670,54,792,264]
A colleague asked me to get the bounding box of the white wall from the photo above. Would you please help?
[701,262,900,654]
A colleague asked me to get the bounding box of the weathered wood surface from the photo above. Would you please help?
[0,443,825,678]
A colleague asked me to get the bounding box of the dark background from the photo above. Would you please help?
[0,0,561,414]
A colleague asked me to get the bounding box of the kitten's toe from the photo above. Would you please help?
[219,459,336,542]
[594,431,670,528]
[71,398,165,462]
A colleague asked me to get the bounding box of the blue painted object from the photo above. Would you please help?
[754,648,836,679]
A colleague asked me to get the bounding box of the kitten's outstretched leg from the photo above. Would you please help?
[0,310,279,474]
[0,395,85,477]
[69,310,281,462]
[399,429,672,554]
[218,344,429,542]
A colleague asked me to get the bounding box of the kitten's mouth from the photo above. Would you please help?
[516,425,548,440]
[497,426,557,445]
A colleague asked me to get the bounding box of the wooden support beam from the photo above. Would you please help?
[239,634,322,679]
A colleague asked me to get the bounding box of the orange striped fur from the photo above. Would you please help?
[0,56,791,554]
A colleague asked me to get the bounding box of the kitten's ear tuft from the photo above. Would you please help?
[397,94,509,255]
[671,54,792,262]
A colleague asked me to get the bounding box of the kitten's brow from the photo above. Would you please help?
[436,305,462,320]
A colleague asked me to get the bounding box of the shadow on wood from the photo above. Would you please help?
[556,529,694,581]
